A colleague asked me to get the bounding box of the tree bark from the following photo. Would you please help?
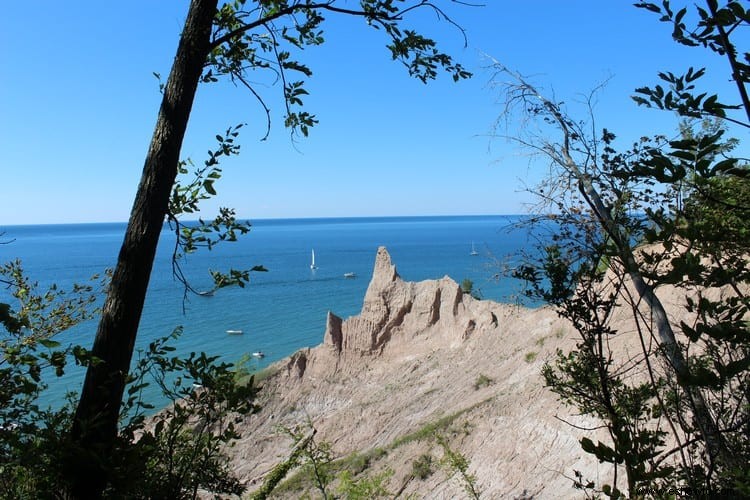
[706,0,750,124]
[575,174,735,471]
[517,72,736,469]
[69,1,218,497]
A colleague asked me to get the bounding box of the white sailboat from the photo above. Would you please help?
[310,249,318,270]
[470,241,479,256]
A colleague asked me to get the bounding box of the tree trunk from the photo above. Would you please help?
[68,1,218,497]
[576,174,735,471]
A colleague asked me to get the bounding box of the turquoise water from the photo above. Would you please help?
[1,216,533,408]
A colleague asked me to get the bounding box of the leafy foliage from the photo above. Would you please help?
[104,328,259,498]
[683,166,750,248]
[336,468,393,499]
[436,433,481,499]
[633,0,750,128]
[0,260,258,497]
[494,1,750,496]
[538,270,675,496]
[167,123,268,298]
[206,0,471,140]
[461,278,482,300]
[58,1,471,496]
[0,261,103,495]
[280,422,336,499]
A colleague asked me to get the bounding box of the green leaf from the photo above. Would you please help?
[39,339,61,349]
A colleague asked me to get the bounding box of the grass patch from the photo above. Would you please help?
[389,413,463,449]
[254,364,280,384]
[473,373,493,390]
[235,362,280,387]
[535,336,546,347]
[384,382,400,393]
[388,397,492,450]
[272,467,307,495]
[524,351,538,363]
[335,447,388,475]
[273,446,388,495]
[272,398,494,496]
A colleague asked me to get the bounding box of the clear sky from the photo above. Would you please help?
[0,1,743,225]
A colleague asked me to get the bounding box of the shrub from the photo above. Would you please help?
[412,454,435,480]
[473,373,493,390]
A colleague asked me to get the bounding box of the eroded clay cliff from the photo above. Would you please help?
[228,247,614,498]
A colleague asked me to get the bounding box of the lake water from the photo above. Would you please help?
[1,215,535,408]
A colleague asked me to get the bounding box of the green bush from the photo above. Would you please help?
[412,454,435,480]
[473,373,493,390]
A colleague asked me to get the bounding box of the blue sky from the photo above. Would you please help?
[0,1,743,225]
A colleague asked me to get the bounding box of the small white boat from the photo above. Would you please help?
[344,272,356,278]
[197,290,214,297]
[226,329,243,335]
[470,242,479,256]
[310,249,318,270]
[252,351,265,358]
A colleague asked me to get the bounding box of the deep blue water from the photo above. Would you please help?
[0,216,534,408]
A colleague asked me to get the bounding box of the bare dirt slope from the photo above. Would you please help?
[228,247,616,499]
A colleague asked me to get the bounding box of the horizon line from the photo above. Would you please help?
[1,213,528,228]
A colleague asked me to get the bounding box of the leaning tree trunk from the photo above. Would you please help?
[498,61,740,493]
[68,1,218,497]
[574,173,735,471]
[526,72,735,470]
